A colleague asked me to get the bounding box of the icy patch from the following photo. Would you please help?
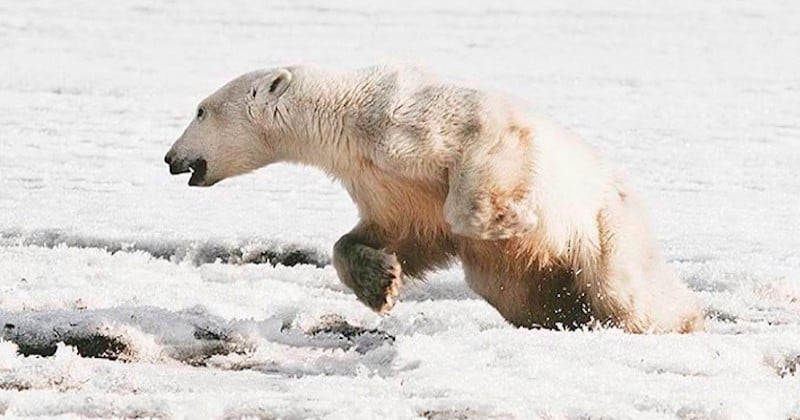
[0,341,20,371]
[0,229,330,268]
[221,405,314,420]
[764,348,800,378]
[0,343,86,392]
[208,314,399,377]
[419,407,514,420]
[0,306,241,365]
[305,314,396,354]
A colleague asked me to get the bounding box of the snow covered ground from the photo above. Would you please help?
[1,1,799,418]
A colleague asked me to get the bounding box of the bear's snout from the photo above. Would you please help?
[163,150,176,166]
[164,150,208,186]
[164,151,190,175]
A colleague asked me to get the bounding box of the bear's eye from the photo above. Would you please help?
[196,107,205,120]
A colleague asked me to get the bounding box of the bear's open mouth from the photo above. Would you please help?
[187,158,207,186]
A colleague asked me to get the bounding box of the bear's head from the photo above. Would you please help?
[164,68,294,186]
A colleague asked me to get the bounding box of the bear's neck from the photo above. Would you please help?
[275,67,390,181]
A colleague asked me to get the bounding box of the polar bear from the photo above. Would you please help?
[164,64,704,333]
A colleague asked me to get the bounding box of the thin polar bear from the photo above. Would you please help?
[164,64,704,333]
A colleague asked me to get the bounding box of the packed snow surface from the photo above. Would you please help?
[1,1,799,418]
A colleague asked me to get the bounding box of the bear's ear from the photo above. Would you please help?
[250,68,293,104]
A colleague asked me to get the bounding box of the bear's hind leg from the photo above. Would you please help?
[461,255,593,330]
[570,194,705,333]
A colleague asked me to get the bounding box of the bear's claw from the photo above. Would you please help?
[356,252,403,314]
[333,238,404,314]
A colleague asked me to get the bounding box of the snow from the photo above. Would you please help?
[0,0,798,418]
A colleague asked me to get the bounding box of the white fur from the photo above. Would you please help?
[166,64,704,333]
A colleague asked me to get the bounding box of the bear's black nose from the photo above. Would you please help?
[165,151,192,175]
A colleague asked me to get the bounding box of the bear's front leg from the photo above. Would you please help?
[444,190,538,240]
[333,232,403,314]
[444,124,538,240]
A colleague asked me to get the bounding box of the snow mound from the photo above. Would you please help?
[0,306,242,365]
[0,307,396,374]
